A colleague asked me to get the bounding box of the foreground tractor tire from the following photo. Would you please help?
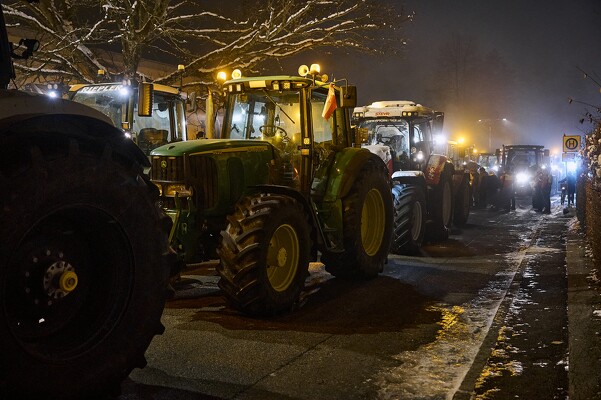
[322,160,393,279]
[390,183,426,255]
[218,194,311,316]
[0,139,171,400]
[453,176,471,226]
[427,168,454,241]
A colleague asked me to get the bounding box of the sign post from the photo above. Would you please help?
[562,134,581,179]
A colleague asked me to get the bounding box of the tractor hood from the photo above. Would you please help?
[151,138,275,157]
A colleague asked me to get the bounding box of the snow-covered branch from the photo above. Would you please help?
[2,0,412,89]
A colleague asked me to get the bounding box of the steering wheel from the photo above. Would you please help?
[259,125,288,140]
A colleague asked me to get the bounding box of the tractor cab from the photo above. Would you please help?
[353,101,444,173]
[69,82,187,156]
[220,72,356,195]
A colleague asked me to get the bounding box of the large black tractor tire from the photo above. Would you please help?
[0,140,172,400]
[390,183,426,255]
[217,194,311,316]
[427,168,454,241]
[321,160,393,279]
[453,176,471,226]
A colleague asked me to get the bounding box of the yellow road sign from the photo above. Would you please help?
[563,135,581,152]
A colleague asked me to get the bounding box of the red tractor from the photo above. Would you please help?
[353,101,463,254]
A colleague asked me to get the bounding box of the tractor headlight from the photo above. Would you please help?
[516,172,529,184]
[164,184,192,197]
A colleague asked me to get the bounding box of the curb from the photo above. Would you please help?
[566,216,601,400]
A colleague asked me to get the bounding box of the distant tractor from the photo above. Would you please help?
[150,66,393,316]
[498,144,550,209]
[443,140,475,225]
[352,101,457,254]
[69,81,188,156]
[478,152,499,173]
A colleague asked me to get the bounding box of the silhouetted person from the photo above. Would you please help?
[536,167,553,214]
[487,172,502,210]
[477,167,488,208]
[567,172,576,206]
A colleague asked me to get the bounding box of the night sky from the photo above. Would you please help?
[288,0,601,153]
[405,0,601,153]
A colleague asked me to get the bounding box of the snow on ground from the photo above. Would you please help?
[374,260,520,400]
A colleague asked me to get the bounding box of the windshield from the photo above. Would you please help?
[506,149,541,171]
[225,90,301,142]
[72,85,186,155]
[358,119,410,157]
[72,85,126,125]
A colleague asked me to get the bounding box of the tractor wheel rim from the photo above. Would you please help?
[361,188,385,256]
[3,206,132,360]
[267,224,299,292]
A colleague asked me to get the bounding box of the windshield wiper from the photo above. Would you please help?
[261,90,295,124]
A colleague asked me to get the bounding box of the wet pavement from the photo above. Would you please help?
[457,209,569,399]
[119,195,599,400]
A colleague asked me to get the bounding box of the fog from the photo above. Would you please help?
[283,0,601,153]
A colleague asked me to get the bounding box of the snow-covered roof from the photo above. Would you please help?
[354,100,437,119]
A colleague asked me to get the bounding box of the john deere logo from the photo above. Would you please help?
[161,161,167,169]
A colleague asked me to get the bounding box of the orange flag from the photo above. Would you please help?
[322,83,337,121]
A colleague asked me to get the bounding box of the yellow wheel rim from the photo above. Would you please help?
[266,224,299,292]
[361,188,386,256]
[59,270,78,293]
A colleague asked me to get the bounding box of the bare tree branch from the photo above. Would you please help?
[3,0,412,90]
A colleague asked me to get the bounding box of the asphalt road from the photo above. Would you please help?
[119,195,586,400]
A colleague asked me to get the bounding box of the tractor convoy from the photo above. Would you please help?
[1,1,550,397]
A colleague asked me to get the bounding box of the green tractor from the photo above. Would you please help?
[150,66,393,316]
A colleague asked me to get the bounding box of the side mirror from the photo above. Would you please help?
[120,103,130,130]
[433,111,444,134]
[137,82,154,117]
[339,85,357,108]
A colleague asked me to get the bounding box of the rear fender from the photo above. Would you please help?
[391,170,427,188]
[362,144,393,176]
[323,148,388,201]
[424,154,453,186]
[315,148,389,252]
